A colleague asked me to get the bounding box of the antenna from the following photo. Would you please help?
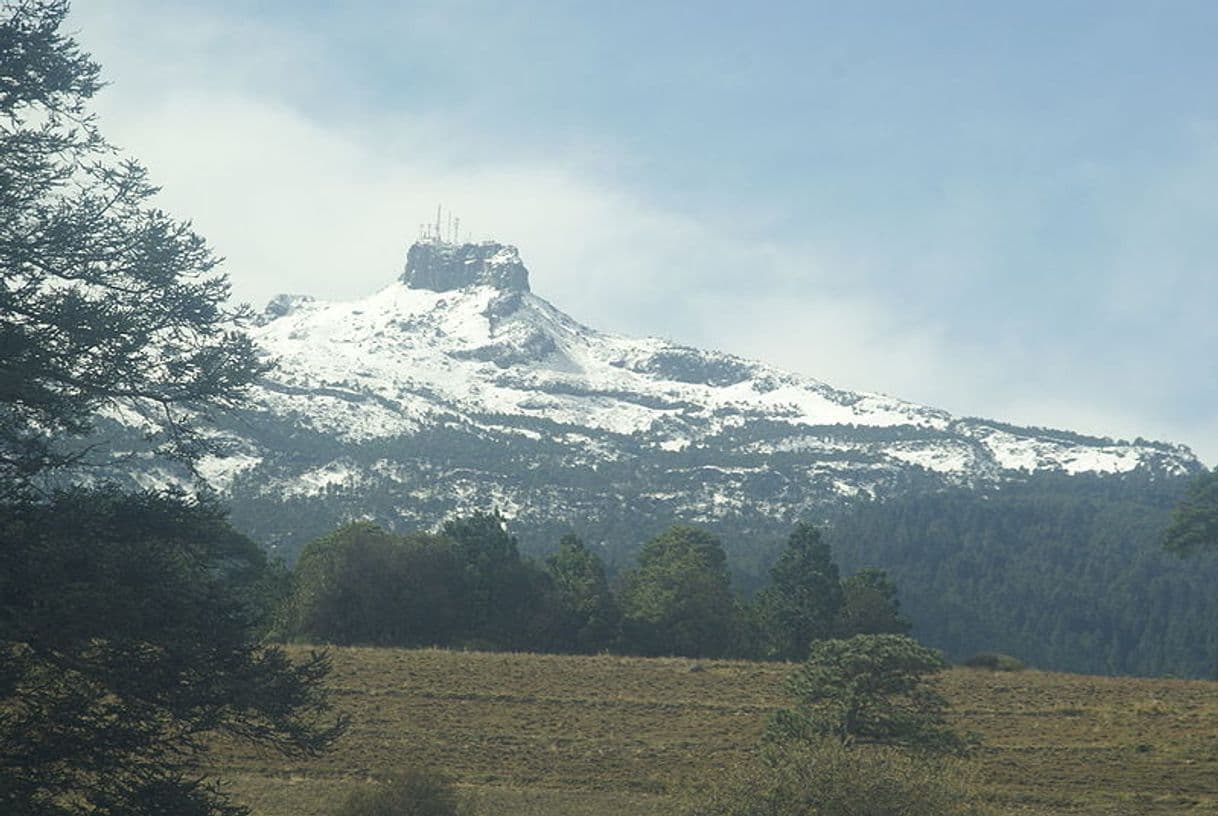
[454,217,461,244]
[435,204,442,242]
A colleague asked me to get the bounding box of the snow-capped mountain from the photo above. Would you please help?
[104,239,1200,557]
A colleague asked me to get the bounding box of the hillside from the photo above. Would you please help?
[825,475,1218,677]
[209,646,1218,816]
[90,238,1201,562]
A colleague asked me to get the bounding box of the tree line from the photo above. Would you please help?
[276,513,910,659]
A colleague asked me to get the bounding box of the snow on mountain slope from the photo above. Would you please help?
[101,238,1199,555]
[244,239,1190,474]
[252,279,940,446]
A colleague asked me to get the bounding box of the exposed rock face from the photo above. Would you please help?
[401,241,530,293]
[262,293,315,321]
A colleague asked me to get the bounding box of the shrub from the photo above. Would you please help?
[961,652,1026,672]
[766,634,970,756]
[678,740,989,816]
[334,769,472,816]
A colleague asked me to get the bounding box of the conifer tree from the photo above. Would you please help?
[757,522,843,660]
[1163,468,1218,557]
[0,4,343,814]
[0,0,266,498]
[620,525,736,657]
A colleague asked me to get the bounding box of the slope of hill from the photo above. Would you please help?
[90,237,1201,560]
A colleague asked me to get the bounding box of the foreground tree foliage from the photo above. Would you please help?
[0,0,265,497]
[766,634,968,756]
[0,488,345,815]
[0,4,343,814]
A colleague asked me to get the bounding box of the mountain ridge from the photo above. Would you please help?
[93,238,1200,558]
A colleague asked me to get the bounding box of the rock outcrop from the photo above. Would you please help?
[401,240,530,293]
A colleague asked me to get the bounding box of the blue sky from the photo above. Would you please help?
[72,2,1218,462]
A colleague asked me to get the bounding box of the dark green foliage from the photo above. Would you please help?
[0,0,266,498]
[766,634,968,756]
[1163,468,1218,557]
[0,6,341,813]
[756,523,843,660]
[833,568,911,637]
[334,769,470,816]
[828,476,1218,677]
[283,515,562,651]
[545,534,620,653]
[271,471,1217,677]
[1162,468,1218,677]
[619,525,737,658]
[284,524,468,647]
[440,511,544,648]
[0,487,345,816]
[961,652,1026,672]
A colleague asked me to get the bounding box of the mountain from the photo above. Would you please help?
[92,238,1200,561]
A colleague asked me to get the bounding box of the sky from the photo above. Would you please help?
[70,1,1218,463]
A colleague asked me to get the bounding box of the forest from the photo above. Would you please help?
[265,469,1218,678]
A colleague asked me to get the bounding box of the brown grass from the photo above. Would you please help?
[207,647,1218,815]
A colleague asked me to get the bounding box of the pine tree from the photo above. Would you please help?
[0,0,266,498]
[620,525,736,657]
[546,534,620,652]
[0,4,342,813]
[1163,468,1218,557]
[757,522,843,660]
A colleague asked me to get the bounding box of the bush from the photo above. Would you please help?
[961,652,1026,672]
[766,634,970,756]
[334,769,472,816]
[678,740,990,816]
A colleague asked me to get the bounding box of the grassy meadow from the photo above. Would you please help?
[210,647,1218,815]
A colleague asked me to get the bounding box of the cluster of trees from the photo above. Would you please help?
[278,516,909,660]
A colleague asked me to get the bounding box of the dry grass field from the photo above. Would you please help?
[209,647,1218,815]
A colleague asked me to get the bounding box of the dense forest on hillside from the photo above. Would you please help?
[826,473,1218,677]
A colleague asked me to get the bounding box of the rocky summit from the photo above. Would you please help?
[402,240,530,293]
[92,238,1201,558]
